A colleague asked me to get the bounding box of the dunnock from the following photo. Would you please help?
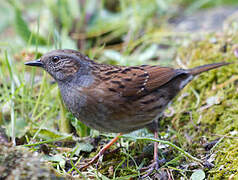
[25,49,230,176]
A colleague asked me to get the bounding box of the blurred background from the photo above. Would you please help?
[1,0,238,179]
[1,0,238,64]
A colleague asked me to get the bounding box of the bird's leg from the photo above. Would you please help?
[141,120,165,178]
[79,133,122,170]
[154,128,159,164]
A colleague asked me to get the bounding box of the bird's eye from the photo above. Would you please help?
[52,56,60,63]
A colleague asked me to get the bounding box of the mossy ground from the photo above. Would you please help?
[1,0,238,179]
[166,32,238,179]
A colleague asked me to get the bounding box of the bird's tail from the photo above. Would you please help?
[188,62,231,76]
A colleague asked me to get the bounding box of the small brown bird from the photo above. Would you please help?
[25,49,229,176]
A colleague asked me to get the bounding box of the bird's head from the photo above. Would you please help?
[25,49,93,82]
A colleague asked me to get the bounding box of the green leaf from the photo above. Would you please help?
[73,142,94,156]
[43,154,65,162]
[137,44,158,62]
[70,115,90,137]
[191,169,206,180]
[103,50,126,64]
[30,128,66,140]
[11,4,47,45]
[6,117,28,138]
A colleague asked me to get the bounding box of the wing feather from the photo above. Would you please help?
[98,65,182,97]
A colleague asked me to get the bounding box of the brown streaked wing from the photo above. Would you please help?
[121,66,179,97]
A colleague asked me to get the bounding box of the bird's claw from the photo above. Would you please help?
[140,158,166,178]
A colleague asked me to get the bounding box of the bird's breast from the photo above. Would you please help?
[58,82,172,133]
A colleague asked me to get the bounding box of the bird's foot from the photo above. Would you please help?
[140,158,166,178]
[78,150,103,170]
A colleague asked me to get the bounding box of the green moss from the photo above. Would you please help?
[168,31,238,179]
[209,139,238,179]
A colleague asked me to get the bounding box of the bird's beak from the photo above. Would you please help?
[24,59,43,67]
